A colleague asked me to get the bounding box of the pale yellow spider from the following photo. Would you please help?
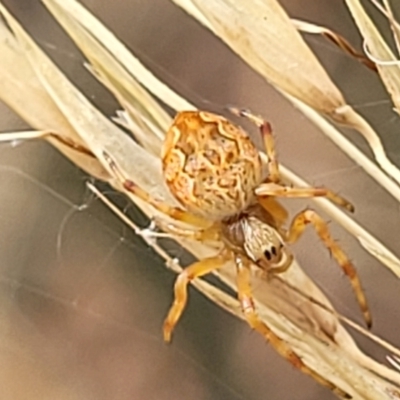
[101,108,371,398]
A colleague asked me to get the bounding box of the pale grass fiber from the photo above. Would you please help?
[0,0,400,398]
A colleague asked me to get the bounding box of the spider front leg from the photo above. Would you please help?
[163,250,231,342]
[227,107,354,213]
[257,197,289,229]
[235,255,351,399]
[255,182,355,213]
[286,209,371,327]
[228,107,280,183]
[102,151,210,228]
[152,217,221,242]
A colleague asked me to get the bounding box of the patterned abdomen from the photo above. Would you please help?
[161,111,262,220]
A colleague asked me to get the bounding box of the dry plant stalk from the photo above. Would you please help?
[346,0,400,113]
[0,0,400,398]
[291,18,377,71]
[172,0,400,188]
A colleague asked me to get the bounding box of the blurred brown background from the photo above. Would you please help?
[0,1,399,399]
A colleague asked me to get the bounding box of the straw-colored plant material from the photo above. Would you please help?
[371,0,400,56]
[285,97,400,277]
[0,2,163,198]
[292,19,377,71]
[43,0,195,114]
[346,0,400,114]
[171,0,400,188]
[1,0,400,398]
[0,13,107,181]
[31,0,400,280]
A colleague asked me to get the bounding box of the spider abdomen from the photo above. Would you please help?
[162,111,262,220]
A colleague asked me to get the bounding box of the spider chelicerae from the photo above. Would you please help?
[103,108,370,399]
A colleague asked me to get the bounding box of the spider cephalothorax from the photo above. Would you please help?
[220,203,292,274]
[104,108,370,399]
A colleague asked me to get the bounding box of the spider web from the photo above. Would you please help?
[1,1,400,400]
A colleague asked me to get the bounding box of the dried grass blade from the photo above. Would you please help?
[43,0,171,134]
[0,1,399,396]
[346,0,400,113]
[0,2,161,193]
[292,19,377,71]
[372,0,400,57]
[286,97,400,277]
[172,0,400,192]
[42,0,195,114]
[173,0,345,114]
[0,9,108,180]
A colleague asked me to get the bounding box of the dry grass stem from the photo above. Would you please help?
[371,0,400,56]
[173,0,400,186]
[42,0,196,113]
[292,19,377,71]
[1,0,400,398]
[346,0,400,113]
[38,0,400,278]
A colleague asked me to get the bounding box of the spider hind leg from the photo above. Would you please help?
[286,209,371,328]
[102,151,210,227]
[163,251,230,342]
[235,255,351,399]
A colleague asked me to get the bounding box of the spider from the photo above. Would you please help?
[103,109,371,398]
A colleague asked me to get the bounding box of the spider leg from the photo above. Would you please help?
[255,182,354,213]
[235,255,351,399]
[102,151,210,227]
[227,107,280,183]
[257,196,289,229]
[163,250,230,342]
[286,209,371,328]
[227,108,354,212]
[153,217,221,241]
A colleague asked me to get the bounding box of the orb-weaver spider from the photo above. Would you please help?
[101,108,371,398]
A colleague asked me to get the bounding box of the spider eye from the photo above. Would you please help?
[264,249,272,261]
[271,246,277,256]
